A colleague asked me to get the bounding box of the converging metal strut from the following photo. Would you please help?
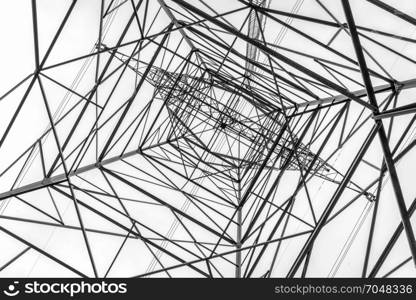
[0,0,415,278]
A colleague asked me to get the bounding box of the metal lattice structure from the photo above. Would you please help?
[0,0,416,278]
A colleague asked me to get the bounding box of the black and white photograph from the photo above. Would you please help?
[0,0,415,298]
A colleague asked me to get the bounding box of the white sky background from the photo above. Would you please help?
[0,0,415,277]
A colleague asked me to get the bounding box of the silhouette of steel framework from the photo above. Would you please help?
[0,0,416,277]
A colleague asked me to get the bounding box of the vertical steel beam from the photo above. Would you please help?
[342,0,416,268]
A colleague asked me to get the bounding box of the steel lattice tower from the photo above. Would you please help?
[0,0,416,278]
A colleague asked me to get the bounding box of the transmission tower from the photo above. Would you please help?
[0,0,416,278]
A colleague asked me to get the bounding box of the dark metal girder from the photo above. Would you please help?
[373,102,416,120]
[171,0,377,111]
[287,124,380,277]
[342,0,416,267]
[369,197,416,277]
[292,78,416,109]
[366,0,416,27]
